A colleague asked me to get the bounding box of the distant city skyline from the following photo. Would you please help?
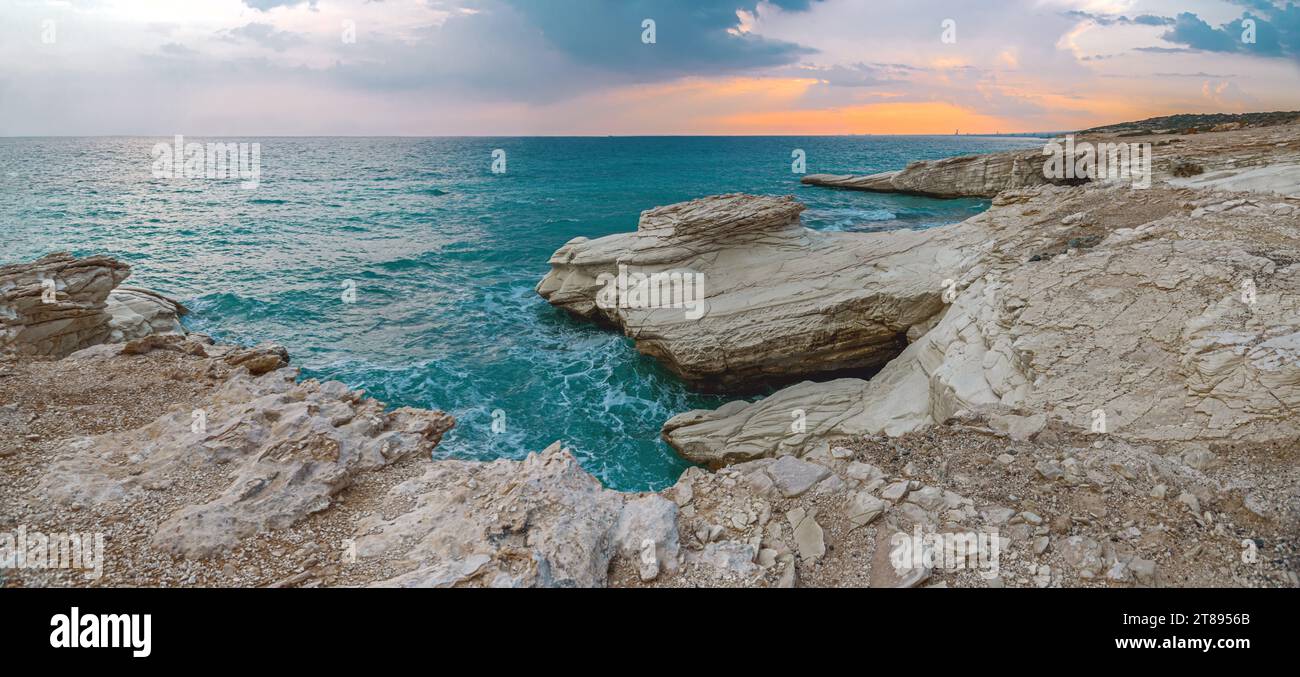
[2,0,1298,136]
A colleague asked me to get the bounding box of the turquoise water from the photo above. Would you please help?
[0,135,1043,490]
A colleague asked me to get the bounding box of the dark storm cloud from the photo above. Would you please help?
[496,0,820,79]
[323,0,823,102]
[1156,3,1300,60]
[1070,2,1299,62]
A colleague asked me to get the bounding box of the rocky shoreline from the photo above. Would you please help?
[3,119,1298,588]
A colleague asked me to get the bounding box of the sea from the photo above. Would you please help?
[0,135,1046,490]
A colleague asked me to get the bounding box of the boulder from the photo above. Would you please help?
[0,253,185,357]
[107,286,187,342]
[0,252,130,357]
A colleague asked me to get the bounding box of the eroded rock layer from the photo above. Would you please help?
[663,185,1300,464]
[0,252,185,357]
[537,193,983,392]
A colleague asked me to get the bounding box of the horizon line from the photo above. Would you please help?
[0,132,1064,139]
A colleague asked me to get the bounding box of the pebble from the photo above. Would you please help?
[981,507,1016,525]
[909,486,946,512]
[1035,460,1064,481]
[1182,449,1217,470]
[1243,493,1268,519]
[845,491,887,528]
[1130,558,1157,583]
[767,456,831,498]
[785,507,825,563]
[881,481,910,503]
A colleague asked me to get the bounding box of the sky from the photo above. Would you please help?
[1,0,1298,135]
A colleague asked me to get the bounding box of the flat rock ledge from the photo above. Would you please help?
[537,193,977,392]
[802,123,1300,200]
[664,183,1300,467]
[660,121,1300,468]
[1,250,1293,587]
[6,336,1292,587]
[802,146,1055,199]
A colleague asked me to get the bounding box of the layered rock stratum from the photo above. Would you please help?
[0,252,185,358]
[662,184,1300,465]
[802,121,1300,199]
[801,148,1056,198]
[536,193,974,392]
[4,333,1292,588]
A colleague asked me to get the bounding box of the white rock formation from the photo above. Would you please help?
[354,443,679,588]
[663,184,1300,463]
[107,286,187,342]
[0,253,185,357]
[802,147,1054,198]
[40,338,455,557]
[537,193,985,391]
[1,252,130,357]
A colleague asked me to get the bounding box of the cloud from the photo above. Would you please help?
[1155,4,1300,60]
[495,0,819,80]
[1202,78,1256,109]
[793,62,907,87]
[159,42,199,57]
[243,0,318,11]
[1,0,1296,135]
[1065,11,1174,27]
[320,0,825,103]
[1153,71,1237,78]
[1161,12,1244,52]
[221,22,307,52]
[1133,46,1201,53]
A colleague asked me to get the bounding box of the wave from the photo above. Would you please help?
[808,207,898,231]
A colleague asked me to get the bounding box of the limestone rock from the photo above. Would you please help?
[663,379,878,465]
[613,495,681,581]
[694,541,760,579]
[765,455,831,498]
[845,491,887,528]
[106,286,187,342]
[802,147,1054,198]
[807,122,1300,200]
[660,183,1300,463]
[1,253,185,358]
[1059,536,1105,576]
[41,366,455,557]
[786,506,825,563]
[0,252,130,357]
[224,342,291,375]
[870,528,931,588]
[881,481,910,503]
[354,443,683,588]
[538,193,970,392]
